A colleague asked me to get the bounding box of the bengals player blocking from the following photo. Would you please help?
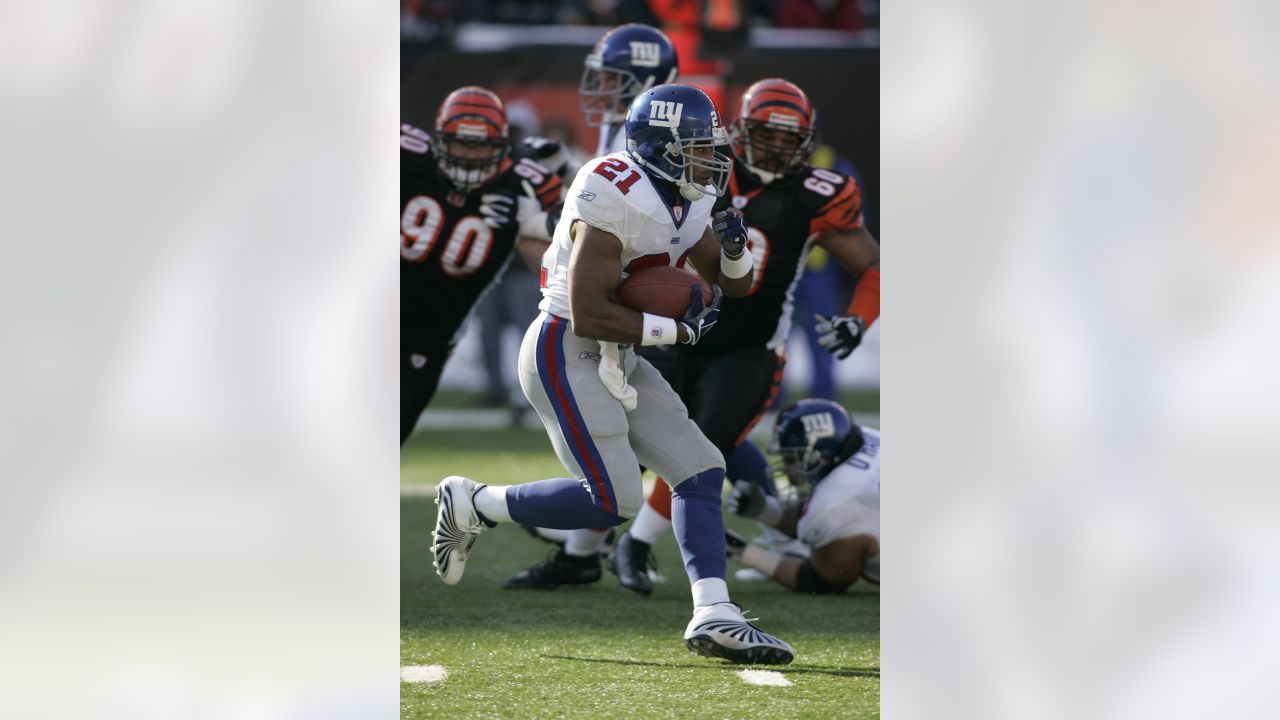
[401,86,562,444]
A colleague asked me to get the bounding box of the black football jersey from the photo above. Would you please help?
[691,160,864,355]
[400,123,560,349]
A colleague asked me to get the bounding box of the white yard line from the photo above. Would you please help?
[736,669,793,687]
[401,665,448,684]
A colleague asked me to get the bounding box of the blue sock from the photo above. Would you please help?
[671,467,728,582]
[506,478,625,529]
[726,440,776,496]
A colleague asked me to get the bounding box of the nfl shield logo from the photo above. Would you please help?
[411,354,427,369]
[447,192,465,207]
[732,195,748,210]
[673,206,682,222]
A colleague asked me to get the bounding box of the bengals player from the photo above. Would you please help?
[607,78,881,594]
[401,86,562,444]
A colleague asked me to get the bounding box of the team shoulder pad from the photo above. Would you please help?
[569,158,639,241]
[801,166,864,235]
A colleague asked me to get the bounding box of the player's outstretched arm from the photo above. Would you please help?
[814,226,881,358]
[566,220,647,344]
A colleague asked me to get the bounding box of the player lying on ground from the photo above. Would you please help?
[725,398,880,593]
[400,86,562,444]
[431,84,795,664]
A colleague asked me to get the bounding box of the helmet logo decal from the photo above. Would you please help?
[801,413,836,438]
[648,100,684,128]
[767,112,800,128]
[630,42,662,67]
[455,122,489,139]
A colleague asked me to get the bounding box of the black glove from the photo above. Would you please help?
[678,284,722,345]
[727,480,766,518]
[724,528,749,561]
[479,193,519,229]
[815,313,865,359]
[712,209,747,258]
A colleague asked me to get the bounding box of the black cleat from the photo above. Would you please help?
[606,531,655,596]
[503,550,602,590]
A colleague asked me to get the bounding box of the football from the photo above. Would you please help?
[612,265,712,319]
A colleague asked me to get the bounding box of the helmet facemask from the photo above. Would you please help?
[435,131,507,192]
[580,57,650,128]
[732,117,814,184]
[633,126,733,201]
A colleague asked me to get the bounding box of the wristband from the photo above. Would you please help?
[720,249,753,279]
[640,313,678,346]
[741,545,784,577]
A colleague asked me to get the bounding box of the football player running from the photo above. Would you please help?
[725,399,879,593]
[606,78,882,594]
[401,87,562,444]
[431,84,795,665]
[503,22,683,584]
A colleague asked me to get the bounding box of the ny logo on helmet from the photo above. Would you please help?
[801,413,836,438]
[648,100,683,128]
[630,42,661,67]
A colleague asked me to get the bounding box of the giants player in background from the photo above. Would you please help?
[400,87,562,444]
[431,85,795,665]
[726,399,880,593]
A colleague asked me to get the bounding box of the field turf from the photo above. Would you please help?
[402,428,880,719]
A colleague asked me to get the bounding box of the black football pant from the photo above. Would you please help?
[401,345,451,445]
[636,345,784,461]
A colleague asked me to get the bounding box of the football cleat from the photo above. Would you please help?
[430,476,492,585]
[684,602,795,665]
[503,549,602,590]
[606,531,657,596]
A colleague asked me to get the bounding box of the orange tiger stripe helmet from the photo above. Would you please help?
[434,86,510,192]
[731,78,817,184]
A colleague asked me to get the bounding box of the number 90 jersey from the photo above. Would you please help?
[690,161,865,355]
[401,123,560,350]
[538,152,715,320]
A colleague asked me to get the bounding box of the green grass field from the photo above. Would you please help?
[402,428,879,719]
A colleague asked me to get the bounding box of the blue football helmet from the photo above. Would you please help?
[770,399,864,487]
[580,24,679,128]
[625,84,733,201]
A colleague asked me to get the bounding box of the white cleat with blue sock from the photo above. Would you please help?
[431,476,492,585]
[684,601,795,665]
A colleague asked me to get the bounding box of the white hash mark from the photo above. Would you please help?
[736,669,792,687]
[401,665,448,684]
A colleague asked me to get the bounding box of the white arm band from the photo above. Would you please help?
[640,313,678,346]
[720,249,753,280]
[517,197,552,241]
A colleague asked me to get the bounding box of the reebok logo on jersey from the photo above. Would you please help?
[630,42,661,67]
[801,413,835,438]
[578,351,602,361]
[648,101,683,128]
[411,354,427,370]
[578,190,597,202]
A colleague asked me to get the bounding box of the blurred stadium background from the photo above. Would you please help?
[402,0,879,431]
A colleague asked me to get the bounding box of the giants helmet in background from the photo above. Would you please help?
[579,24,679,128]
[770,398,864,487]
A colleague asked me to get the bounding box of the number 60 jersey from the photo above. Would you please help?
[400,123,561,351]
[538,151,715,320]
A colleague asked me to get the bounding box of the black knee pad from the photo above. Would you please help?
[795,558,847,594]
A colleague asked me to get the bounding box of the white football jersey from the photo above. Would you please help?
[797,427,880,581]
[538,151,715,320]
